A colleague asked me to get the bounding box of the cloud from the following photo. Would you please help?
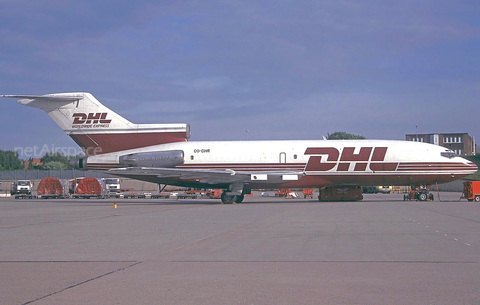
[0,0,479,150]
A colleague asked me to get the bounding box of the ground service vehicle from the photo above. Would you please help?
[11,180,34,198]
[275,189,291,197]
[378,186,392,194]
[303,188,313,198]
[404,188,434,201]
[206,189,223,199]
[463,181,480,202]
[102,178,121,193]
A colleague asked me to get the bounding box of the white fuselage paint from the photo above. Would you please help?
[86,139,477,188]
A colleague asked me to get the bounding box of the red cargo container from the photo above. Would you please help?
[37,177,66,199]
[463,181,480,202]
[318,186,363,202]
[71,178,108,198]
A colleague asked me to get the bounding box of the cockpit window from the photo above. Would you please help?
[441,151,458,159]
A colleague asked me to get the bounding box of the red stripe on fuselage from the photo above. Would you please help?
[397,162,475,171]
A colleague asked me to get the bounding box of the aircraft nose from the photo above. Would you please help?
[461,157,478,173]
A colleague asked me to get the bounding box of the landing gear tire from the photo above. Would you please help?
[235,194,244,203]
[221,192,236,204]
[418,193,427,201]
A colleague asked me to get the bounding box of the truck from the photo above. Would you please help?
[463,181,480,202]
[11,180,34,199]
[102,178,121,194]
[37,177,67,199]
[318,186,363,202]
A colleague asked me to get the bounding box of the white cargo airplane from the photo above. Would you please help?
[2,93,477,203]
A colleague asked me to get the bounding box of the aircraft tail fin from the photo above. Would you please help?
[2,93,190,155]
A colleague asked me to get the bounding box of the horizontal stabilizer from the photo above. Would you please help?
[1,94,83,103]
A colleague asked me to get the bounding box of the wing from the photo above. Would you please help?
[108,167,304,185]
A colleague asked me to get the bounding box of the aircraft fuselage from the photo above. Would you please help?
[85,139,477,189]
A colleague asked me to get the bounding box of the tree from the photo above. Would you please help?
[327,131,366,140]
[0,150,24,171]
[40,152,71,170]
[42,161,69,170]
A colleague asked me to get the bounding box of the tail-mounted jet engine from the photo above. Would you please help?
[70,156,88,170]
[119,150,184,168]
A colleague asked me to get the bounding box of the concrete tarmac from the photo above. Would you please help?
[1,192,479,304]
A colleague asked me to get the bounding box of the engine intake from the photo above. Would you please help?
[119,150,184,168]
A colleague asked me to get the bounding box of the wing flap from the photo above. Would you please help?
[109,167,248,184]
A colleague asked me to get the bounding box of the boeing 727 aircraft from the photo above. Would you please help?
[2,93,477,203]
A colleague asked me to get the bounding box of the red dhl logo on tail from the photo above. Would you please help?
[305,147,398,172]
[72,113,112,124]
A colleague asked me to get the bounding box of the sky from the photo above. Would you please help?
[0,0,479,158]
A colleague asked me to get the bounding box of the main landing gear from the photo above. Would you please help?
[221,192,244,204]
[221,182,246,204]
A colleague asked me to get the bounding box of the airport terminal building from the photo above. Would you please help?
[405,132,476,156]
